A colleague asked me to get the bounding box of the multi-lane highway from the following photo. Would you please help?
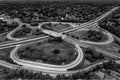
[0,6,119,75]
[0,6,117,47]
[6,7,119,42]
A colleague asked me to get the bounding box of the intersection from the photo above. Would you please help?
[0,6,120,75]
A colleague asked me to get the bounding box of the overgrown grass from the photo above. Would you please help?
[0,46,17,65]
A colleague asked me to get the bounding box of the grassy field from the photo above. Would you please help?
[69,29,108,42]
[11,25,46,39]
[0,32,13,44]
[17,40,77,65]
[0,46,17,64]
[41,22,73,32]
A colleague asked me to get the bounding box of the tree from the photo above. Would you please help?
[76,36,79,39]
[103,60,117,70]
[53,49,60,55]
[22,24,27,28]
[48,37,63,43]
[71,72,85,79]
[85,47,94,55]
[93,53,100,59]
[30,21,39,26]
[25,46,31,51]
[34,28,43,36]
[85,54,94,62]
[98,53,104,59]
[114,39,120,45]
[55,37,63,42]
[71,35,75,38]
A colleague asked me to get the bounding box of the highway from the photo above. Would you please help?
[5,7,118,43]
[0,36,48,49]
[0,6,116,48]
[0,6,119,75]
[65,36,120,59]
[9,25,119,74]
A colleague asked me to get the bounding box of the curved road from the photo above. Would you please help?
[6,7,118,42]
[78,29,113,45]
[10,42,84,72]
[0,6,119,75]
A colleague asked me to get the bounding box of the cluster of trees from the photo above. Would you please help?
[13,25,32,38]
[32,28,45,36]
[70,30,107,42]
[30,21,39,26]
[114,39,120,46]
[13,25,45,38]
[0,33,10,43]
[84,47,105,62]
[42,23,71,32]
[85,30,107,42]
[0,66,100,79]
[48,37,63,43]
[113,39,120,53]
[17,46,44,61]
[0,3,113,24]
[0,20,19,34]
[1,60,119,79]
[41,23,54,31]
[2,68,54,79]
[102,60,120,73]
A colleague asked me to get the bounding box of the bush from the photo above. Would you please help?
[53,49,60,55]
